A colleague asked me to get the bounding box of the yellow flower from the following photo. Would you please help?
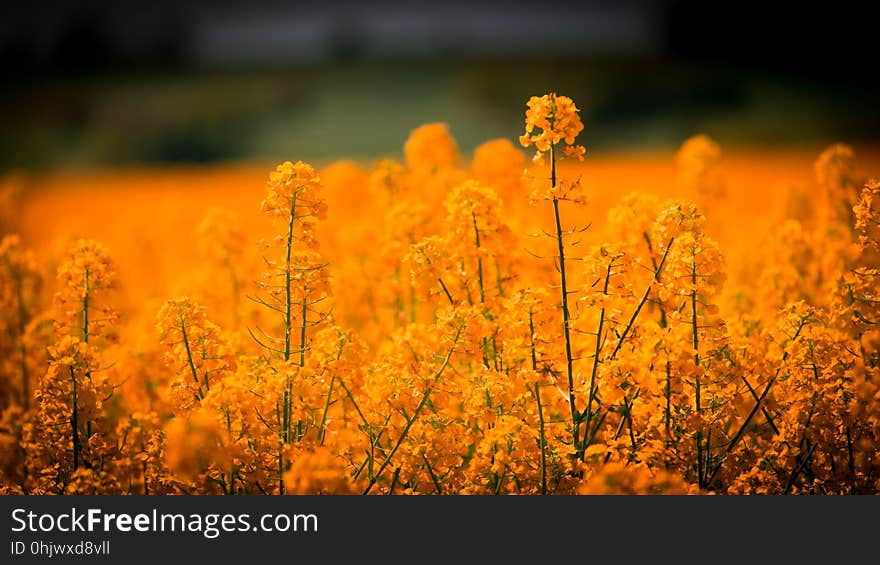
[261,160,326,220]
[519,93,586,161]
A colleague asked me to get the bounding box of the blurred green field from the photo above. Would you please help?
[3,57,879,172]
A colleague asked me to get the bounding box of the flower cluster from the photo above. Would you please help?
[519,93,586,160]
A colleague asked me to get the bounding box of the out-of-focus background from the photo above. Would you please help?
[2,0,878,171]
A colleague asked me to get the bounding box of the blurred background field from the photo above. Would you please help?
[7,145,880,346]
[2,0,878,172]
[4,0,880,326]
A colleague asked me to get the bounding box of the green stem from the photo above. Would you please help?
[82,268,89,344]
[604,389,639,464]
[275,401,285,495]
[549,143,579,451]
[607,237,674,362]
[642,232,668,329]
[284,193,297,362]
[472,211,485,304]
[70,366,80,472]
[282,379,291,444]
[438,278,455,305]
[741,376,779,435]
[278,444,285,495]
[783,443,817,494]
[691,256,703,489]
[664,361,672,447]
[534,381,547,495]
[529,310,548,495]
[422,454,443,494]
[143,455,149,495]
[582,262,611,456]
[180,319,203,400]
[318,376,336,445]
[783,404,816,493]
[299,296,308,367]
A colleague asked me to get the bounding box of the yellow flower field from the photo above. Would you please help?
[2,94,879,495]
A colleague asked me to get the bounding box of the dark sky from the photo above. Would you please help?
[1,0,877,89]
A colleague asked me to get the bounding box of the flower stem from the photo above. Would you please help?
[529,310,547,495]
[550,142,579,451]
[180,318,203,400]
[283,192,297,362]
[534,382,547,495]
[472,211,485,304]
[82,268,89,344]
[70,366,80,472]
[691,254,703,488]
[582,262,611,457]
[299,296,307,367]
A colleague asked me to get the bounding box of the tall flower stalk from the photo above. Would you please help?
[519,93,587,452]
[250,161,330,494]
